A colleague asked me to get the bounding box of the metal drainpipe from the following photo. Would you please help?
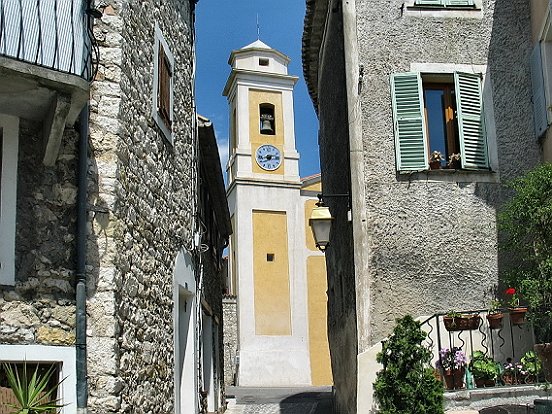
[76,103,89,413]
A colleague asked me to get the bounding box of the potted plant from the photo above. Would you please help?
[436,347,467,390]
[469,351,500,388]
[374,315,444,413]
[487,299,504,329]
[520,350,542,384]
[429,151,443,170]
[443,311,481,331]
[504,287,528,325]
[499,164,552,380]
[502,358,522,385]
[447,153,461,170]
[2,362,65,414]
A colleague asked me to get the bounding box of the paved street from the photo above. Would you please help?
[225,386,334,414]
[224,388,538,414]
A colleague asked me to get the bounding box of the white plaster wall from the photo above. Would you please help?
[233,51,289,75]
[173,251,197,414]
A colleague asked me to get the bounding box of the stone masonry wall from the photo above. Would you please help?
[222,296,237,386]
[354,0,540,346]
[0,1,198,413]
[0,120,79,347]
[88,0,197,413]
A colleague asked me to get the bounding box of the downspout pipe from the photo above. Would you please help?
[76,102,89,413]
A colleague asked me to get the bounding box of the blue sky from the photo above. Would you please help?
[195,0,320,179]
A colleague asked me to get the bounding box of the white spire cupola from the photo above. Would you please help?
[223,40,300,187]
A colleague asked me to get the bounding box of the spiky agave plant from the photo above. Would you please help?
[2,362,65,414]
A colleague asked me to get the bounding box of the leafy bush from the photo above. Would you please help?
[469,351,500,381]
[499,163,552,343]
[374,315,444,414]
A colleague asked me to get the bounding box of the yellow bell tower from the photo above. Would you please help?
[224,40,332,388]
[223,39,300,186]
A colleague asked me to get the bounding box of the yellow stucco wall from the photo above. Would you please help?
[307,256,333,385]
[249,90,284,175]
[302,180,322,192]
[253,210,291,335]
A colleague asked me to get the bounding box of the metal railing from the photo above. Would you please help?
[421,309,542,391]
[0,0,97,81]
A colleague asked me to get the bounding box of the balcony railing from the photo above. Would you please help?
[0,0,96,81]
[421,309,542,391]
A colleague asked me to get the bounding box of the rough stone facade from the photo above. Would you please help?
[222,296,237,386]
[0,121,78,346]
[303,1,540,412]
[1,1,230,413]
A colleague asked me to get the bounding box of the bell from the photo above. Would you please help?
[260,118,274,134]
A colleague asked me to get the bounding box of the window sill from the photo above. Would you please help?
[397,168,499,183]
[405,6,482,19]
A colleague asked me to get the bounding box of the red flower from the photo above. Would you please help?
[505,288,516,295]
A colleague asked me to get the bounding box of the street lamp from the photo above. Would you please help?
[309,195,333,252]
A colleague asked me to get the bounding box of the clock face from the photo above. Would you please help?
[255,145,281,171]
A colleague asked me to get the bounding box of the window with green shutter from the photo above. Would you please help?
[391,71,489,172]
[390,73,428,171]
[414,0,475,7]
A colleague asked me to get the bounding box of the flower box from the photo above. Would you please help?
[486,312,504,329]
[443,315,481,331]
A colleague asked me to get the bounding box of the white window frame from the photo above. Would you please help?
[0,345,77,414]
[405,0,483,19]
[152,23,175,145]
[0,114,19,286]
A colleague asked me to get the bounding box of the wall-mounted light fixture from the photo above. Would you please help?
[309,193,349,252]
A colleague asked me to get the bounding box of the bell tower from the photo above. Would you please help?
[223,40,300,187]
[223,41,324,387]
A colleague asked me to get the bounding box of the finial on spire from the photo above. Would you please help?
[256,13,260,40]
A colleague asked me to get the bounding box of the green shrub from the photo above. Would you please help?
[469,351,500,381]
[499,163,552,343]
[374,315,444,414]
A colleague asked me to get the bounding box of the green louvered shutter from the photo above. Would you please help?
[531,43,548,138]
[445,0,475,7]
[415,0,444,6]
[391,72,428,171]
[454,72,489,170]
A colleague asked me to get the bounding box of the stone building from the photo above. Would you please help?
[0,1,230,414]
[224,40,332,387]
[303,0,543,412]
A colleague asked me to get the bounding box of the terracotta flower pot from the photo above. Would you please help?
[430,160,441,170]
[444,315,481,331]
[475,377,496,388]
[534,343,552,382]
[509,307,528,325]
[486,312,503,329]
[502,373,518,385]
[443,368,465,390]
